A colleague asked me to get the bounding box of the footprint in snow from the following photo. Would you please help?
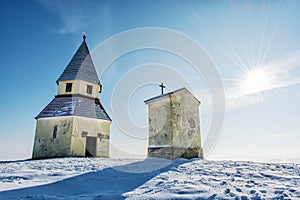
[250,189,256,194]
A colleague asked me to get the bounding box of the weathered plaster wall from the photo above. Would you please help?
[32,117,73,159]
[32,116,111,159]
[148,96,172,147]
[147,88,203,159]
[57,80,101,98]
[170,89,203,158]
[71,116,111,157]
[170,89,201,148]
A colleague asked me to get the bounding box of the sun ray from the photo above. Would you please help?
[218,32,249,72]
[259,1,286,68]
[246,1,255,69]
[256,1,270,68]
[216,45,249,76]
[200,2,249,74]
[200,1,299,114]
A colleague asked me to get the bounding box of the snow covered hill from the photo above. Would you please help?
[0,157,299,199]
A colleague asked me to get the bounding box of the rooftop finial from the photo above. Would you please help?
[159,83,166,95]
[82,32,86,41]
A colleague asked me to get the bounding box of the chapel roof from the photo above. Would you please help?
[57,36,100,85]
[144,87,201,104]
[35,94,111,121]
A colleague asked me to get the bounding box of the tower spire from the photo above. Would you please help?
[57,33,100,85]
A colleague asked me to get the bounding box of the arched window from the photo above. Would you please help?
[53,125,58,139]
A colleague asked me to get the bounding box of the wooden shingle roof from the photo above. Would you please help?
[57,37,100,85]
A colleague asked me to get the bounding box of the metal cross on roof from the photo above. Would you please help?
[159,83,166,95]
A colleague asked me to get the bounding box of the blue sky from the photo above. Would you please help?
[0,0,300,162]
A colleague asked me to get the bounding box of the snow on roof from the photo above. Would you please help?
[144,87,200,104]
[35,94,111,121]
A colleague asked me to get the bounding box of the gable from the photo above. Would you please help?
[145,87,200,105]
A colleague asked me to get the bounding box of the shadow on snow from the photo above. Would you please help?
[0,158,191,200]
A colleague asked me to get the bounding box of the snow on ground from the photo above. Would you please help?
[0,157,299,199]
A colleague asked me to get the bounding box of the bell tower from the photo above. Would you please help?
[56,35,102,98]
[32,35,111,159]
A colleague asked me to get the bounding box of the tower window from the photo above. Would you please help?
[53,125,58,139]
[86,85,93,94]
[65,83,72,92]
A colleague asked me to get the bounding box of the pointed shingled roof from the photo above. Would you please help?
[57,36,100,85]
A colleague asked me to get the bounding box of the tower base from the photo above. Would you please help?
[148,146,203,160]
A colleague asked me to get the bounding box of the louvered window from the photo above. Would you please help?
[86,85,93,94]
[65,83,72,92]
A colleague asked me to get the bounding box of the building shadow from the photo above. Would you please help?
[0,158,190,200]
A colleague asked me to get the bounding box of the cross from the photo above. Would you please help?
[159,83,166,95]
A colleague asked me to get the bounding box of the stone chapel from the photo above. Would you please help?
[145,87,204,160]
[32,35,111,159]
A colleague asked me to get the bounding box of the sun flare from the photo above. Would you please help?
[241,68,272,94]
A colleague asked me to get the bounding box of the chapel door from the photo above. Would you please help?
[85,136,97,157]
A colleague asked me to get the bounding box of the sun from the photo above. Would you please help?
[240,68,272,94]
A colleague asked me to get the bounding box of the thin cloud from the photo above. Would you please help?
[269,133,296,137]
[36,0,111,34]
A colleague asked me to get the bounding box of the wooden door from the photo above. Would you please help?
[85,136,97,157]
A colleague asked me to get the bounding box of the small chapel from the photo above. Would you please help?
[32,35,111,159]
[145,86,204,160]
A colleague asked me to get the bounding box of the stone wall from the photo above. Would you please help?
[148,96,172,147]
[170,89,202,149]
[71,116,111,157]
[147,88,203,160]
[32,116,111,159]
[32,117,73,159]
